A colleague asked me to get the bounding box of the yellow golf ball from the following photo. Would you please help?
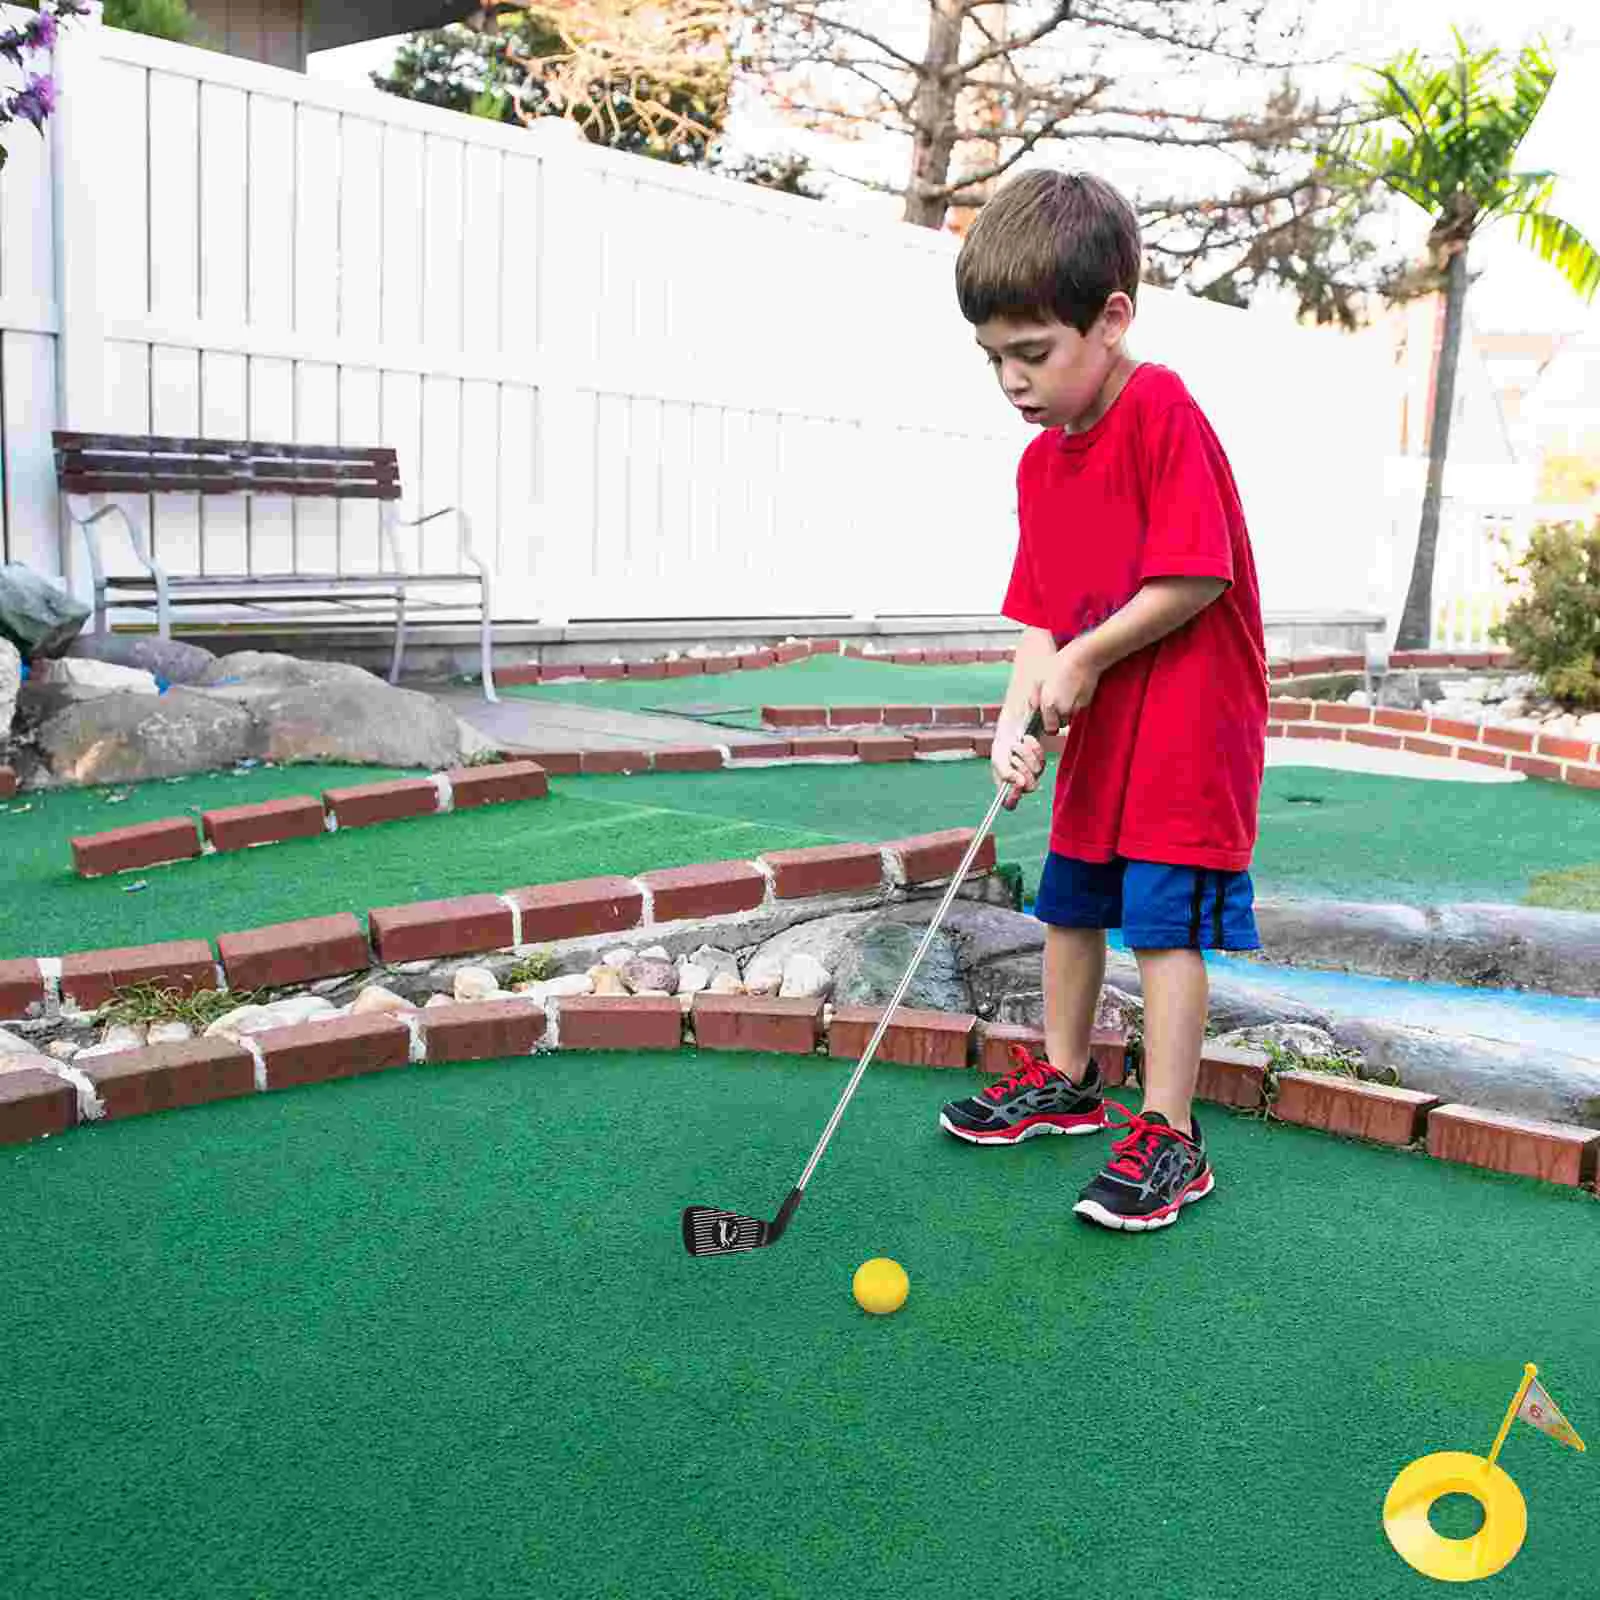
[852,1257,909,1315]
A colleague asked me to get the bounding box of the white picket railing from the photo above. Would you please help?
[1,10,1411,631]
[1430,499,1598,652]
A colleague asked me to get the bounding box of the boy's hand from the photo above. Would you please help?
[1039,640,1101,733]
[991,712,1045,811]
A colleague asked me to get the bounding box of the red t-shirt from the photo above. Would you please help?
[1001,363,1267,871]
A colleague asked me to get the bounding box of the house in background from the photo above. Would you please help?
[182,0,475,73]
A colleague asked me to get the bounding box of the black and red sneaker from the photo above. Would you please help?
[939,1044,1112,1146]
[1073,1108,1214,1231]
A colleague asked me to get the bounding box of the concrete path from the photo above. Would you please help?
[433,688,777,752]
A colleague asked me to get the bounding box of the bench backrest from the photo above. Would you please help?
[53,433,402,501]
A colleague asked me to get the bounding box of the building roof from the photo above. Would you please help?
[307,2,478,55]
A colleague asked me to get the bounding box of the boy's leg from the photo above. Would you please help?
[937,853,1117,1145]
[1131,947,1208,1135]
[1073,861,1258,1231]
[1044,924,1107,1086]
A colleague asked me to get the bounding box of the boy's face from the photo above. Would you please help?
[974,296,1133,432]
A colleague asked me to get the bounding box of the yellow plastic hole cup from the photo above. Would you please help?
[851,1258,909,1316]
[1382,1451,1527,1583]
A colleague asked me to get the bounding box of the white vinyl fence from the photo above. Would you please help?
[2,11,1408,632]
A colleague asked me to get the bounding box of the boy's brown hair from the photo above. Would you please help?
[956,170,1142,334]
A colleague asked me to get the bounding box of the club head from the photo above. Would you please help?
[682,1205,770,1257]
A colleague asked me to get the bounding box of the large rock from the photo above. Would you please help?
[830,912,968,1012]
[248,680,463,768]
[0,636,18,743]
[192,653,464,769]
[0,563,90,656]
[65,632,216,686]
[1327,1018,1600,1129]
[197,651,377,689]
[1254,899,1600,998]
[36,686,253,783]
[31,657,160,697]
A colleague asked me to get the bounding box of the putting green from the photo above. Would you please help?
[4,758,1598,965]
[1,1049,1594,1599]
[504,653,1011,726]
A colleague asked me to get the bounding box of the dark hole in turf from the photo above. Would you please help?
[1428,1493,1486,1539]
[1284,794,1325,805]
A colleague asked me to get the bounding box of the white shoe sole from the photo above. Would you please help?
[938,1112,1108,1145]
[1073,1170,1215,1231]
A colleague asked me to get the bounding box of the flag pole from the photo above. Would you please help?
[1486,1364,1538,1471]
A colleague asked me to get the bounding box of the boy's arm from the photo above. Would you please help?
[1039,577,1226,731]
[1075,576,1226,672]
[1000,626,1059,727]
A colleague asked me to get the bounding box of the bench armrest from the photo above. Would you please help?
[63,496,168,631]
[391,504,494,579]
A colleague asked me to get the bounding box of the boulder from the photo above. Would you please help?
[197,651,377,690]
[1327,1018,1600,1129]
[31,657,160,697]
[222,678,464,770]
[830,912,967,1013]
[0,563,90,656]
[1253,899,1600,999]
[36,686,254,784]
[0,637,19,743]
[65,632,216,686]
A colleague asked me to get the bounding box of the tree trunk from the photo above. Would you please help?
[902,0,965,229]
[1395,244,1469,650]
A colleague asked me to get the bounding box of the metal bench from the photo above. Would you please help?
[52,431,498,701]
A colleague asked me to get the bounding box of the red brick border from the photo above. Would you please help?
[421,1000,546,1063]
[368,895,517,963]
[258,1014,412,1090]
[79,1037,257,1119]
[203,796,326,852]
[1272,1071,1439,1146]
[827,1004,976,1068]
[0,1064,77,1145]
[557,995,682,1050]
[217,913,370,991]
[692,994,823,1055]
[0,958,47,1019]
[1427,1104,1600,1187]
[59,940,218,1012]
[71,817,200,877]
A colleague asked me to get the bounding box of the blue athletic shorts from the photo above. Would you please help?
[1033,852,1261,951]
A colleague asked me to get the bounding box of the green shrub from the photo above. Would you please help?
[103,0,200,44]
[1492,518,1600,710]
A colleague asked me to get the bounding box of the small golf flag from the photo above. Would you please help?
[1516,1375,1585,1453]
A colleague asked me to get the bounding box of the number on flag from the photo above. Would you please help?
[1517,1377,1586,1452]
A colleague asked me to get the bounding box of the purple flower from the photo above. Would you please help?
[28,11,59,50]
[8,73,56,131]
[0,28,26,71]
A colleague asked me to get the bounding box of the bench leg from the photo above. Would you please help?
[389,587,408,685]
[479,576,498,703]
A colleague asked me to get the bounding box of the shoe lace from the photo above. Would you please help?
[1103,1106,1184,1181]
[982,1043,1056,1102]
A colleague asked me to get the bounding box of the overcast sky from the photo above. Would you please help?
[307,0,1600,337]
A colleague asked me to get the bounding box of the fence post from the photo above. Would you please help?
[526,120,597,627]
[49,2,107,598]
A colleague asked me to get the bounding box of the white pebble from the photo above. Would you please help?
[453,967,500,1002]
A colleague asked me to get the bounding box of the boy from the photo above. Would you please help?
[936,169,1268,1233]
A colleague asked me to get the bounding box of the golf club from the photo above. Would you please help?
[682,706,1049,1257]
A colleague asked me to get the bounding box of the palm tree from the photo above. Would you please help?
[1328,33,1600,650]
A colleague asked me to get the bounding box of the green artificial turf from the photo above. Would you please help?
[2,1050,1595,1600]
[503,653,1012,727]
[4,759,1598,965]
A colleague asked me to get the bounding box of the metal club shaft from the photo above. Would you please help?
[793,779,1015,1193]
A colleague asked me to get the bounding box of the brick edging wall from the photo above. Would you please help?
[502,642,1522,687]
[68,760,551,877]
[5,1007,1596,1199]
[5,828,999,1021]
[1268,698,1600,789]
[498,638,1019,685]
